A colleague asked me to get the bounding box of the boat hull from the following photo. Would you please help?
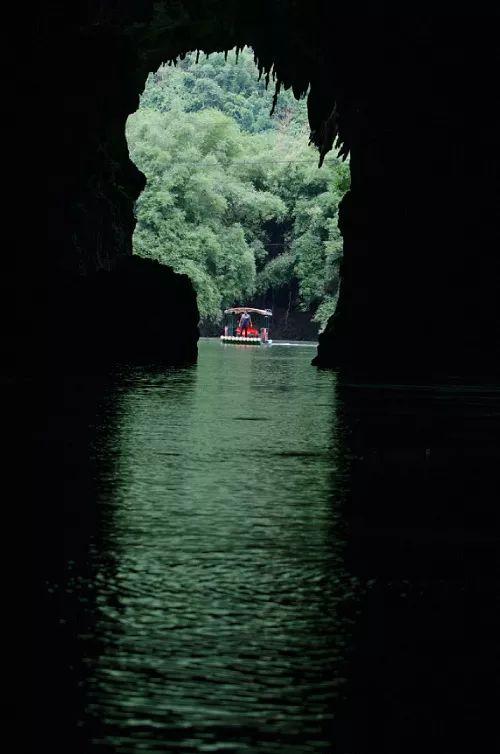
[220,336,271,345]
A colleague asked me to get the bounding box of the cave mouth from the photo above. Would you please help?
[42,5,500,377]
[125,47,350,344]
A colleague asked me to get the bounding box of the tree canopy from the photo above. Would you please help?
[127,48,349,331]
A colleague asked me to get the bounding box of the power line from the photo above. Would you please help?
[212,158,338,164]
[145,157,341,167]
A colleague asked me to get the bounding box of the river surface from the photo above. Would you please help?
[36,339,499,753]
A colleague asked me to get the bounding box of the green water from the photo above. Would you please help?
[39,339,500,752]
[60,339,355,752]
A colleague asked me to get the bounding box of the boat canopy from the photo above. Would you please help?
[224,307,272,316]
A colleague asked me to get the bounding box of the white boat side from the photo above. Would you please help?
[220,335,272,345]
[220,335,261,343]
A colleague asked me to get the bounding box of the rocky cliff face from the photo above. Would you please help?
[43,2,500,373]
[46,257,199,368]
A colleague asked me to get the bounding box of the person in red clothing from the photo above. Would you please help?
[238,309,252,337]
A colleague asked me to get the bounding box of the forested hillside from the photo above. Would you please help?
[127,48,349,336]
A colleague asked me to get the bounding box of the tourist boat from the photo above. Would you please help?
[220,307,273,345]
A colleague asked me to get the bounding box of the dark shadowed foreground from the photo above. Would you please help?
[35,340,499,753]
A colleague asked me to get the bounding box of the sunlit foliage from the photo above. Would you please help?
[127,48,349,328]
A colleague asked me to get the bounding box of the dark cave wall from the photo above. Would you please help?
[44,2,500,372]
[47,31,144,276]
[47,257,199,367]
[314,14,500,374]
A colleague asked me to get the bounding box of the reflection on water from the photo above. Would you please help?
[332,376,500,754]
[37,341,500,753]
[44,340,358,753]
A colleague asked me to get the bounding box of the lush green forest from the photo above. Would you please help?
[126,48,349,335]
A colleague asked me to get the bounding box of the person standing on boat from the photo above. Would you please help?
[239,309,252,337]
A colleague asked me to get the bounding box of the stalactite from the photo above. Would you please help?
[270,80,281,117]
